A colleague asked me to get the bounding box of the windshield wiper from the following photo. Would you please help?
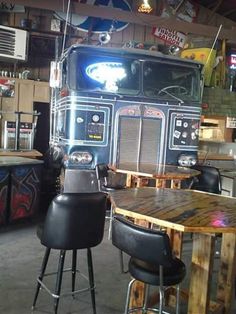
[84,88,123,98]
[161,90,184,104]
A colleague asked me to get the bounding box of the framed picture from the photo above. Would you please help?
[51,19,62,32]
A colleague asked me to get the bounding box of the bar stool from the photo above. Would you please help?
[95,163,126,239]
[112,216,186,314]
[32,192,108,314]
[190,165,222,194]
[95,163,128,273]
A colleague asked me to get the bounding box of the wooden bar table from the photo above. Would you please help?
[110,187,236,314]
[115,163,200,189]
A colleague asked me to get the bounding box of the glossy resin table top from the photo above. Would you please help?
[110,187,236,233]
[115,163,200,180]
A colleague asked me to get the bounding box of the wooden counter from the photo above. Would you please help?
[0,150,42,158]
[198,153,234,161]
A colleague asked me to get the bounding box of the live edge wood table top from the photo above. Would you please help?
[110,187,236,314]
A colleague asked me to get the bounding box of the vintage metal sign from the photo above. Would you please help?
[153,27,187,48]
[55,0,131,33]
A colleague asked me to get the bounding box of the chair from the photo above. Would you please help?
[112,216,186,314]
[189,165,222,194]
[95,163,127,272]
[190,164,222,251]
[95,163,126,191]
[95,163,125,237]
[32,192,108,314]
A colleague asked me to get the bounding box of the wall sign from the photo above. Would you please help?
[229,54,236,70]
[55,0,131,33]
[153,27,186,48]
[226,117,236,128]
[0,3,25,12]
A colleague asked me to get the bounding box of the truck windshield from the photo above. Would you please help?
[143,61,201,103]
[68,51,201,102]
[71,52,140,95]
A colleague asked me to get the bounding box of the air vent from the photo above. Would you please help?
[0,25,28,62]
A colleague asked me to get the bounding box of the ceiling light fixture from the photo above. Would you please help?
[138,0,153,14]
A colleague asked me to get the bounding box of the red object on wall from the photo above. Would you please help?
[202,103,209,109]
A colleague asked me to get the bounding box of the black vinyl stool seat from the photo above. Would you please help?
[32,192,108,314]
[112,216,186,314]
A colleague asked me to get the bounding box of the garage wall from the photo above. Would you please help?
[0,1,235,81]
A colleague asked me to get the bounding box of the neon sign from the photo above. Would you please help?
[230,54,236,69]
[86,62,126,92]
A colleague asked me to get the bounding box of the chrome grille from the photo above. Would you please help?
[117,116,162,165]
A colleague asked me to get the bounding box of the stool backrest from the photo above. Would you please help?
[112,216,173,267]
[95,164,109,191]
[95,164,109,180]
[41,192,108,250]
[95,163,126,191]
[190,165,222,194]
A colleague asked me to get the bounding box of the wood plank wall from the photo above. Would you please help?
[0,1,235,82]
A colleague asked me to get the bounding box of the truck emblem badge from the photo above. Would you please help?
[77,117,84,123]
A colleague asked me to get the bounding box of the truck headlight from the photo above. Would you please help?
[178,154,197,167]
[69,152,93,164]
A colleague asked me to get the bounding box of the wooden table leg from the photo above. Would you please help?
[167,229,183,258]
[155,179,166,188]
[216,233,236,314]
[128,218,151,312]
[171,179,181,189]
[126,174,132,187]
[129,280,145,311]
[188,233,215,314]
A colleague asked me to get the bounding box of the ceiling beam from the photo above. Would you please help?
[206,1,219,10]
[3,0,236,42]
[206,0,224,23]
[223,9,236,17]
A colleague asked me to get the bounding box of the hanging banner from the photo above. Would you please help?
[152,27,186,48]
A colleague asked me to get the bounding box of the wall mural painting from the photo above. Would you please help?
[10,166,41,222]
[0,170,9,225]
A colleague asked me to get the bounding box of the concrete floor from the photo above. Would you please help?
[0,217,236,314]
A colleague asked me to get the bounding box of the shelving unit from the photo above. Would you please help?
[0,78,50,146]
